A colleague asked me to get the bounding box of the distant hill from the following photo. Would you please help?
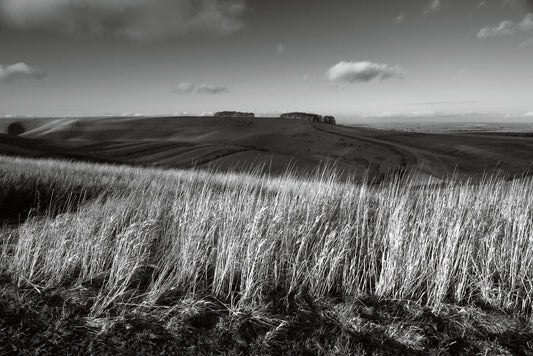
[214,111,255,118]
[1,115,532,182]
[280,112,336,124]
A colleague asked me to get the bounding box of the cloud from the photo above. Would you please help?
[176,82,195,94]
[451,69,469,80]
[395,13,405,24]
[525,111,533,117]
[519,13,533,31]
[477,20,516,38]
[196,83,229,94]
[478,13,533,39]
[424,0,441,14]
[276,43,286,53]
[325,61,402,84]
[175,82,229,95]
[521,37,533,47]
[0,0,246,41]
[0,62,46,82]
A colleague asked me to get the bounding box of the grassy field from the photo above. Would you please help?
[1,155,533,355]
[3,116,533,182]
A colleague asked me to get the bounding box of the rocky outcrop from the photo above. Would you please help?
[214,111,255,118]
[280,112,336,125]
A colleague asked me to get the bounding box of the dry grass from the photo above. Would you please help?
[1,155,533,354]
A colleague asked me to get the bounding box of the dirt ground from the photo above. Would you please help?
[1,276,532,355]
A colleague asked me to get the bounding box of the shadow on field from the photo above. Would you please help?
[0,179,108,225]
[6,122,25,137]
[0,185,86,224]
[1,278,532,355]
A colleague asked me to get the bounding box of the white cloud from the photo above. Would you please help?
[276,43,286,53]
[395,13,405,24]
[0,0,246,41]
[176,82,195,94]
[196,83,229,94]
[519,13,533,31]
[520,37,533,47]
[424,0,441,15]
[120,112,146,117]
[477,20,516,38]
[176,82,229,95]
[325,61,402,84]
[525,112,533,117]
[478,13,533,39]
[0,62,45,82]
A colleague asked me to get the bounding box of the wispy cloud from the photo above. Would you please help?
[175,82,229,95]
[196,83,229,95]
[176,82,195,94]
[519,13,533,31]
[424,0,441,15]
[325,61,402,84]
[477,20,516,38]
[0,63,46,82]
[478,13,533,39]
[395,13,405,24]
[0,0,247,41]
[520,37,533,47]
[276,43,286,54]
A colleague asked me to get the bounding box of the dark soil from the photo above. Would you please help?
[1,277,532,355]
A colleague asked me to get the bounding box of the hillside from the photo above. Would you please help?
[1,118,533,354]
[1,156,533,355]
[1,116,532,181]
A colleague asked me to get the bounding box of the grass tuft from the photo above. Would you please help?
[1,155,533,354]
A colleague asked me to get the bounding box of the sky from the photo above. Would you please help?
[0,0,532,122]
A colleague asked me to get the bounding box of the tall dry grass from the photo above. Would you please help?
[1,155,532,317]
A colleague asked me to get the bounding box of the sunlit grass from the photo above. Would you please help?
[1,155,532,320]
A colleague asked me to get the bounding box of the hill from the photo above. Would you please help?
[1,115,532,181]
